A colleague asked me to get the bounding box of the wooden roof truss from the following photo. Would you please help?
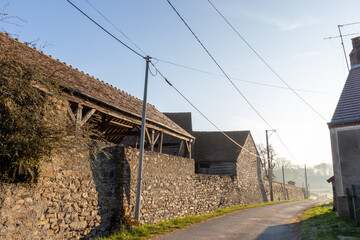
[66,98,193,159]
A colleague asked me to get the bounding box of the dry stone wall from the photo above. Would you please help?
[0,146,121,240]
[0,145,304,239]
[120,147,304,223]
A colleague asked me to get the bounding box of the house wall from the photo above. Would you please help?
[330,125,360,219]
[0,146,305,239]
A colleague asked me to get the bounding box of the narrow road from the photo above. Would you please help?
[153,200,320,240]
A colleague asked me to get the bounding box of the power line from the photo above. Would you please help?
[84,0,147,56]
[66,0,145,59]
[274,132,297,162]
[67,0,297,162]
[167,0,298,162]
[151,62,260,158]
[154,57,333,94]
[67,1,260,157]
[207,0,328,122]
[166,0,274,130]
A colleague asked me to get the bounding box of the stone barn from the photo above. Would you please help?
[193,131,259,177]
[164,112,261,179]
[0,31,195,154]
[329,36,360,219]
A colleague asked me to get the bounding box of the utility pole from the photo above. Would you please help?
[135,56,151,221]
[324,22,360,72]
[338,25,350,71]
[304,164,308,199]
[282,165,287,200]
[266,129,276,201]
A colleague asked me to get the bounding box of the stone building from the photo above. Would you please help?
[164,112,260,178]
[328,36,360,219]
[193,131,259,176]
[0,31,195,155]
[162,112,194,157]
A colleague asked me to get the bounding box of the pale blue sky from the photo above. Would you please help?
[3,0,360,166]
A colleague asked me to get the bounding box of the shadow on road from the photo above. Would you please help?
[255,223,299,240]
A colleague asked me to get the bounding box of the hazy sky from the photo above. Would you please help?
[3,0,360,166]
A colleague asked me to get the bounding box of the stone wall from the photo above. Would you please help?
[263,180,305,201]
[0,145,305,239]
[0,146,121,240]
[120,147,304,224]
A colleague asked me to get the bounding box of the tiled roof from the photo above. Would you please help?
[163,112,193,134]
[193,131,250,162]
[0,31,193,139]
[329,67,360,127]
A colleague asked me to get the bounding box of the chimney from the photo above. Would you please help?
[349,36,360,68]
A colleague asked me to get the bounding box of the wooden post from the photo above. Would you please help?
[185,140,192,160]
[75,103,83,131]
[134,135,139,148]
[145,128,151,149]
[178,140,184,156]
[80,108,96,126]
[159,132,163,153]
[67,104,76,123]
[189,140,192,159]
[150,129,155,152]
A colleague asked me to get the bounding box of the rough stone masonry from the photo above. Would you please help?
[0,145,304,239]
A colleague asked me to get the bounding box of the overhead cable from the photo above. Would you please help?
[166,0,274,130]
[67,0,295,161]
[151,62,260,158]
[167,0,299,162]
[207,0,328,122]
[84,0,147,56]
[66,0,145,59]
[154,57,333,94]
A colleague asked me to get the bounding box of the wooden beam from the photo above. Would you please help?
[66,104,75,123]
[134,135,139,148]
[150,129,155,152]
[109,120,133,128]
[145,128,151,145]
[185,141,192,159]
[153,132,160,145]
[80,108,96,126]
[75,103,83,131]
[105,131,140,138]
[64,94,194,141]
[159,132,163,153]
[99,115,111,132]
[178,140,184,157]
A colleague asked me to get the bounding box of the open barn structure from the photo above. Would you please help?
[0,31,194,156]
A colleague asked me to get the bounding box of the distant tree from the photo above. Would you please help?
[257,143,276,180]
[313,163,333,176]
[274,157,291,170]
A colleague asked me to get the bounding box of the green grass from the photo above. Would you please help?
[101,199,300,240]
[298,201,360,240]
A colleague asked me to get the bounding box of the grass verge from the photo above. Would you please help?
[101,199,300,240]
[298,201,360,240]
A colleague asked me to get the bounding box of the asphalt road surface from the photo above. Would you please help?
[152,200,321,240]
